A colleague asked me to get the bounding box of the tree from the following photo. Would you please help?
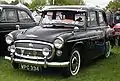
[29,0,84,10]
[49,0,84,5]
[29,0,46,10]
[0,1,8,4]
[106,1,120,12]
[10,0,19,5]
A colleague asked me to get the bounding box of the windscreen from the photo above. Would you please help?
[41,10,86,28]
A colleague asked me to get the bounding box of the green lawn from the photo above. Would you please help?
[1,46,120,81]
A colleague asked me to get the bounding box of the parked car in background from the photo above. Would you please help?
[5,5,113,76]
[0,5,38,56]
[106,10,120,46]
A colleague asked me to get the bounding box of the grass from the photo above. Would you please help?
[1,46,120,81]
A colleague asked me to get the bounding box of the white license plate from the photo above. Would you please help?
[21,64,40,71]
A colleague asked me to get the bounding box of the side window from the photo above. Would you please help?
[18,10,34,23]
[89,11,98,27]
[0,9,18,22]
[99,12,106,26]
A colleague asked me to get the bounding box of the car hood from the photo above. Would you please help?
[17,26,73,43]
[113,23,120,28]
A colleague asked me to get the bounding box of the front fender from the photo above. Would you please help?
[72,41,85,49]
[5,29,27,42]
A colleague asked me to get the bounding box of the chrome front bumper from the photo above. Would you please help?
[5,56,69,67]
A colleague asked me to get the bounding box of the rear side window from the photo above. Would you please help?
[98,12,106,26]
[89,11,98,27]
[0,9,18,22]
[18,10,34,23]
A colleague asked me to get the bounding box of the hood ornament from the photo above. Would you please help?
[29,43,33,48]
[26,34,38,38]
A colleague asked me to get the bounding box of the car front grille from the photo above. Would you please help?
[15,42,51,49]
[15,48,44,57]
[14,40,54,59]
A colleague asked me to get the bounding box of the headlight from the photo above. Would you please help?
[42,48,50,57]
[8,45,15,53]
[54,37,64,49]
[5,34,13,44]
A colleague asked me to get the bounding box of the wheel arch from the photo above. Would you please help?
[72,41,85,50]
[70,41,85,63]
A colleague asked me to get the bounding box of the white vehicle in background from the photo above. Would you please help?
[32,10,41,23]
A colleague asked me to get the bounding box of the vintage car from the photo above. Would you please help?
[0,5,38,56]
[5,6,113,76]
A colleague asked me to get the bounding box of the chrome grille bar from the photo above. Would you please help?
[16,47,43,51]
[15,40,54,48]
[15,53,44,59]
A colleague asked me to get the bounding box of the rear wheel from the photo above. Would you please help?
[118,38,120,46]
[63,48,81,76]
[104,41,111,58]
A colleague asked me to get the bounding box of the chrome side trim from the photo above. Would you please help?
[14,58,69,67]
[67,36,100,42]
[15,53,44,60]
[16,47,43,51]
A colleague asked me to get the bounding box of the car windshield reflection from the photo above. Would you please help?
[41,11,86,28]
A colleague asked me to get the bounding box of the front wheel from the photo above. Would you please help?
[118,38,120,46]
[63,48,81,76]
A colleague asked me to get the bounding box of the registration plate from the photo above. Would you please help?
[21,64,40,71]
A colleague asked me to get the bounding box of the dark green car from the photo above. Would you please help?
[5,5,113,76]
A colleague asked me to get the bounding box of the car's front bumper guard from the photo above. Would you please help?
[5,56,69,67]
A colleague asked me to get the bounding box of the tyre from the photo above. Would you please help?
[104,41,111,58]
[118,38,120,46]
[63,48,81,76]
[12,62,19,69]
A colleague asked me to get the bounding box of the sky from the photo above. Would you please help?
[84,0,112,8]
[2,0,112,8]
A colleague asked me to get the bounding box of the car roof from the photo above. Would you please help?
[42,5,103,12]
[0,4,31,12]
[0,4,36,22]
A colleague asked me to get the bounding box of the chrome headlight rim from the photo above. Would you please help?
[54,37,64,49]
[5,34,14,45]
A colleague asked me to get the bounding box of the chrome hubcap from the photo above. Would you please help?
[105,41,111,58]
[70,50,80,75]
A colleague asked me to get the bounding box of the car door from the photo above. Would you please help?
[0,8,18,33]
[87,11,107,58]
[85,11,100,59]
[17,10,37,29]
[96,11,109,55]
[85,11,106,59]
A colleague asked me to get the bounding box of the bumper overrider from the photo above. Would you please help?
[5,40,69,68]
